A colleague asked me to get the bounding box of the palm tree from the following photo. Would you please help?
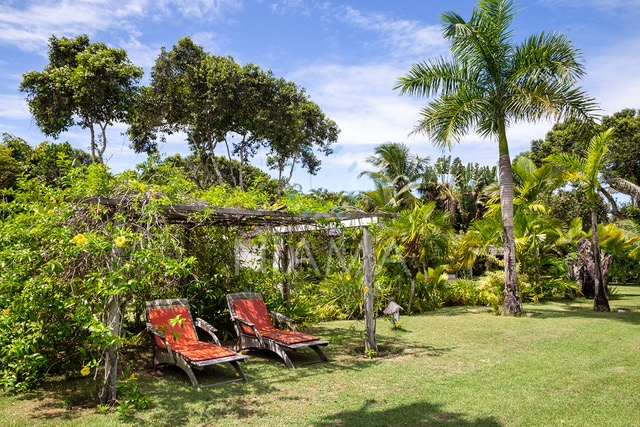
[547,129,613,311]
[359,142,428,210]
[395,0,597,315]
[377,201,454,312]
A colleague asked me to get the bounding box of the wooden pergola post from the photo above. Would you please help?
[278,236,295,303]
[362,227,377,353]
[99,294,120,404]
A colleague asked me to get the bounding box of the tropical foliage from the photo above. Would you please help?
[5,1,640,410]
[395,0,598,315]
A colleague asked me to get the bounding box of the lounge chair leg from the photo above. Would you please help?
[265,340,296,369]
[175,356,200,388]
[230,361,248,381]
[311,345,328,362]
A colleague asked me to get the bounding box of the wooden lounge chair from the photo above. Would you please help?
[146,298,247,388]
[226,292,328,369]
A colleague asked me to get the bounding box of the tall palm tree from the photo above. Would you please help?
[395,0,597,315]
[359,142,428,210]
[547,129,613,311]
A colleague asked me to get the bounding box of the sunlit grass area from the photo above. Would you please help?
[2,287,640,427]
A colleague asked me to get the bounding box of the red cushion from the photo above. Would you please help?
[170,340,237,362]
[148,307,198,349]
[260,329,320,345]
[233,299,274,334]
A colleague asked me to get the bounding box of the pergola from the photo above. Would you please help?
[85,196,397,401]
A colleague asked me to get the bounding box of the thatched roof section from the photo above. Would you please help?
[82,196,397,228]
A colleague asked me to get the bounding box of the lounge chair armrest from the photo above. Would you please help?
[269,311,298,331]
[233,316,264,346]
[146,322,175,360]
[195,318,221,345]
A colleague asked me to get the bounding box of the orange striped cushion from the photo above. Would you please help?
[148,307,197,349]
[170,340,237,362]
[260,329,319,345]
[233,299,274,334]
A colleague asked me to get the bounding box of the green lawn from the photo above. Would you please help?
[2,288,640,427]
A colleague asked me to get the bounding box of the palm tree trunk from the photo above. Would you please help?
[591,208,610,311]
[408,276,415,313]
[498,123,522,316]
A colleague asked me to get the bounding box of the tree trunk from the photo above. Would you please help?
[407,276,416,313]
[223,138,237,187]
[89,123,97,163]
[362,228,377,353]
[591,209,610,312]
[97,122,108,163]
[499,153,522,316]
[575,238,595,298]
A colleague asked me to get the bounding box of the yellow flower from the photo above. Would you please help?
[346,274,351,281]
[2,309,10,316]
[115,236,126,247]
[139,184,146,192]
[129,373,137,381]
[363,285,369,293]
[72,234,88,245]
[81,366,90,376]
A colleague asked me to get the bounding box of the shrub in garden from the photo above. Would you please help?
[0,164,195,392]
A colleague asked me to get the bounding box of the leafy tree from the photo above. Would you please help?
[0,134,91,190]
[20,35,143,163]
[0,134,31,190]
[359,181,399,212]
[541,188,608,233]
[137,153,280,198]
[528,119,594,167]
[129,37,338,196]
[264,94,339,197]
[129,37,236,188]
[600,109,640,185]
[547,129,614,311]
[419,156,497,230]
[395,0,597,315]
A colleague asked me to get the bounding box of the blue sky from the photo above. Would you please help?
[1,0,639,193]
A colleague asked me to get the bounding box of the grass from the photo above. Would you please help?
[2,287,640,426]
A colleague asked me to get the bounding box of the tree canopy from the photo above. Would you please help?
[19,35,143,163]
[128,37,339,195]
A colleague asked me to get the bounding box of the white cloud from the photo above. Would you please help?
[334,5,445,59]
[583,38,640,116]
[269,0,311,16]
[0,94,31,120]
[0,0,242,53]
[156,0,242,19]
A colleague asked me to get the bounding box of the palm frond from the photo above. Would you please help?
[414,87,489,147]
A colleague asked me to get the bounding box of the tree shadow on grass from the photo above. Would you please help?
[311,323,453,360]
[311,399,502,427]
[521,300,640,325]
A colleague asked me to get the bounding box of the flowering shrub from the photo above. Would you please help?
[0,164,194,392]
